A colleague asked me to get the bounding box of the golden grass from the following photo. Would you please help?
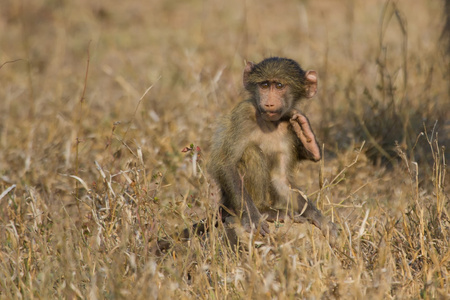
[0,0,449,298]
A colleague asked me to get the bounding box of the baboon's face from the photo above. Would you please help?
[255,80,293,121]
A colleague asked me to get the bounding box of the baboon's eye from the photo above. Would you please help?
[276,82,284,89]
[260,81,269,89]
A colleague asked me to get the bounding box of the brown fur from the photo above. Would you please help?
[208,57,336,240]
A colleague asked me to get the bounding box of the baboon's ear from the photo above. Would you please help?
[305,70,318,98]
[243,61,255,88]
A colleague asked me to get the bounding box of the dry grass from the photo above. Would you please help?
[0,0,449,298]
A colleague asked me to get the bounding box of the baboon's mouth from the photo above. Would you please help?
[262,111,282,121]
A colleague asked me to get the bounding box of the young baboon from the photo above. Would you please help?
[208,57,337,239]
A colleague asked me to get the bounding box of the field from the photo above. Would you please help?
[0,0,449,298]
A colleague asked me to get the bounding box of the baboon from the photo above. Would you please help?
[208,57,337,239]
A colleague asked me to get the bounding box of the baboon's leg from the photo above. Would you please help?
[294,192,338,240]
[237,144,271,213]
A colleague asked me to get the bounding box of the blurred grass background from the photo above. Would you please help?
[0,0,449,298]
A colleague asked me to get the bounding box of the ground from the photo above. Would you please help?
[0,0,449,298]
